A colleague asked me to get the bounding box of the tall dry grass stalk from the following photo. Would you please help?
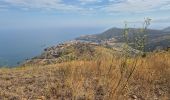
[0,51,169,99]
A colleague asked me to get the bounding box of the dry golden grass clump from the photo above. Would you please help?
[0,51,169,100]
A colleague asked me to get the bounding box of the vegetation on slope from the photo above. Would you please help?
[0,51,170,100]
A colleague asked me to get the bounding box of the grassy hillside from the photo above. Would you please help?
[0,50,170,100]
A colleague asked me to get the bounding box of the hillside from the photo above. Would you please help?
[0,35,170,99]
[0,27,170,100]
[76,27,170,51]
[0,50,170,100]
[23,41,117,66]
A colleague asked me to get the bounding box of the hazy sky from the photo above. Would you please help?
[0,0,170,30]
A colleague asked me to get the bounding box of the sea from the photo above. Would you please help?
[0,27,104,67]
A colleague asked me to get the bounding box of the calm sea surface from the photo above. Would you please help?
[0,27,103,67]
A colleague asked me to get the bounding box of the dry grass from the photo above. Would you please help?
[0,51,170,100]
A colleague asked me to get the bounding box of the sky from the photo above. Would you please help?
[0,0,170,30]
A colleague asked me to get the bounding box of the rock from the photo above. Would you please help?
[131,94,138,99]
